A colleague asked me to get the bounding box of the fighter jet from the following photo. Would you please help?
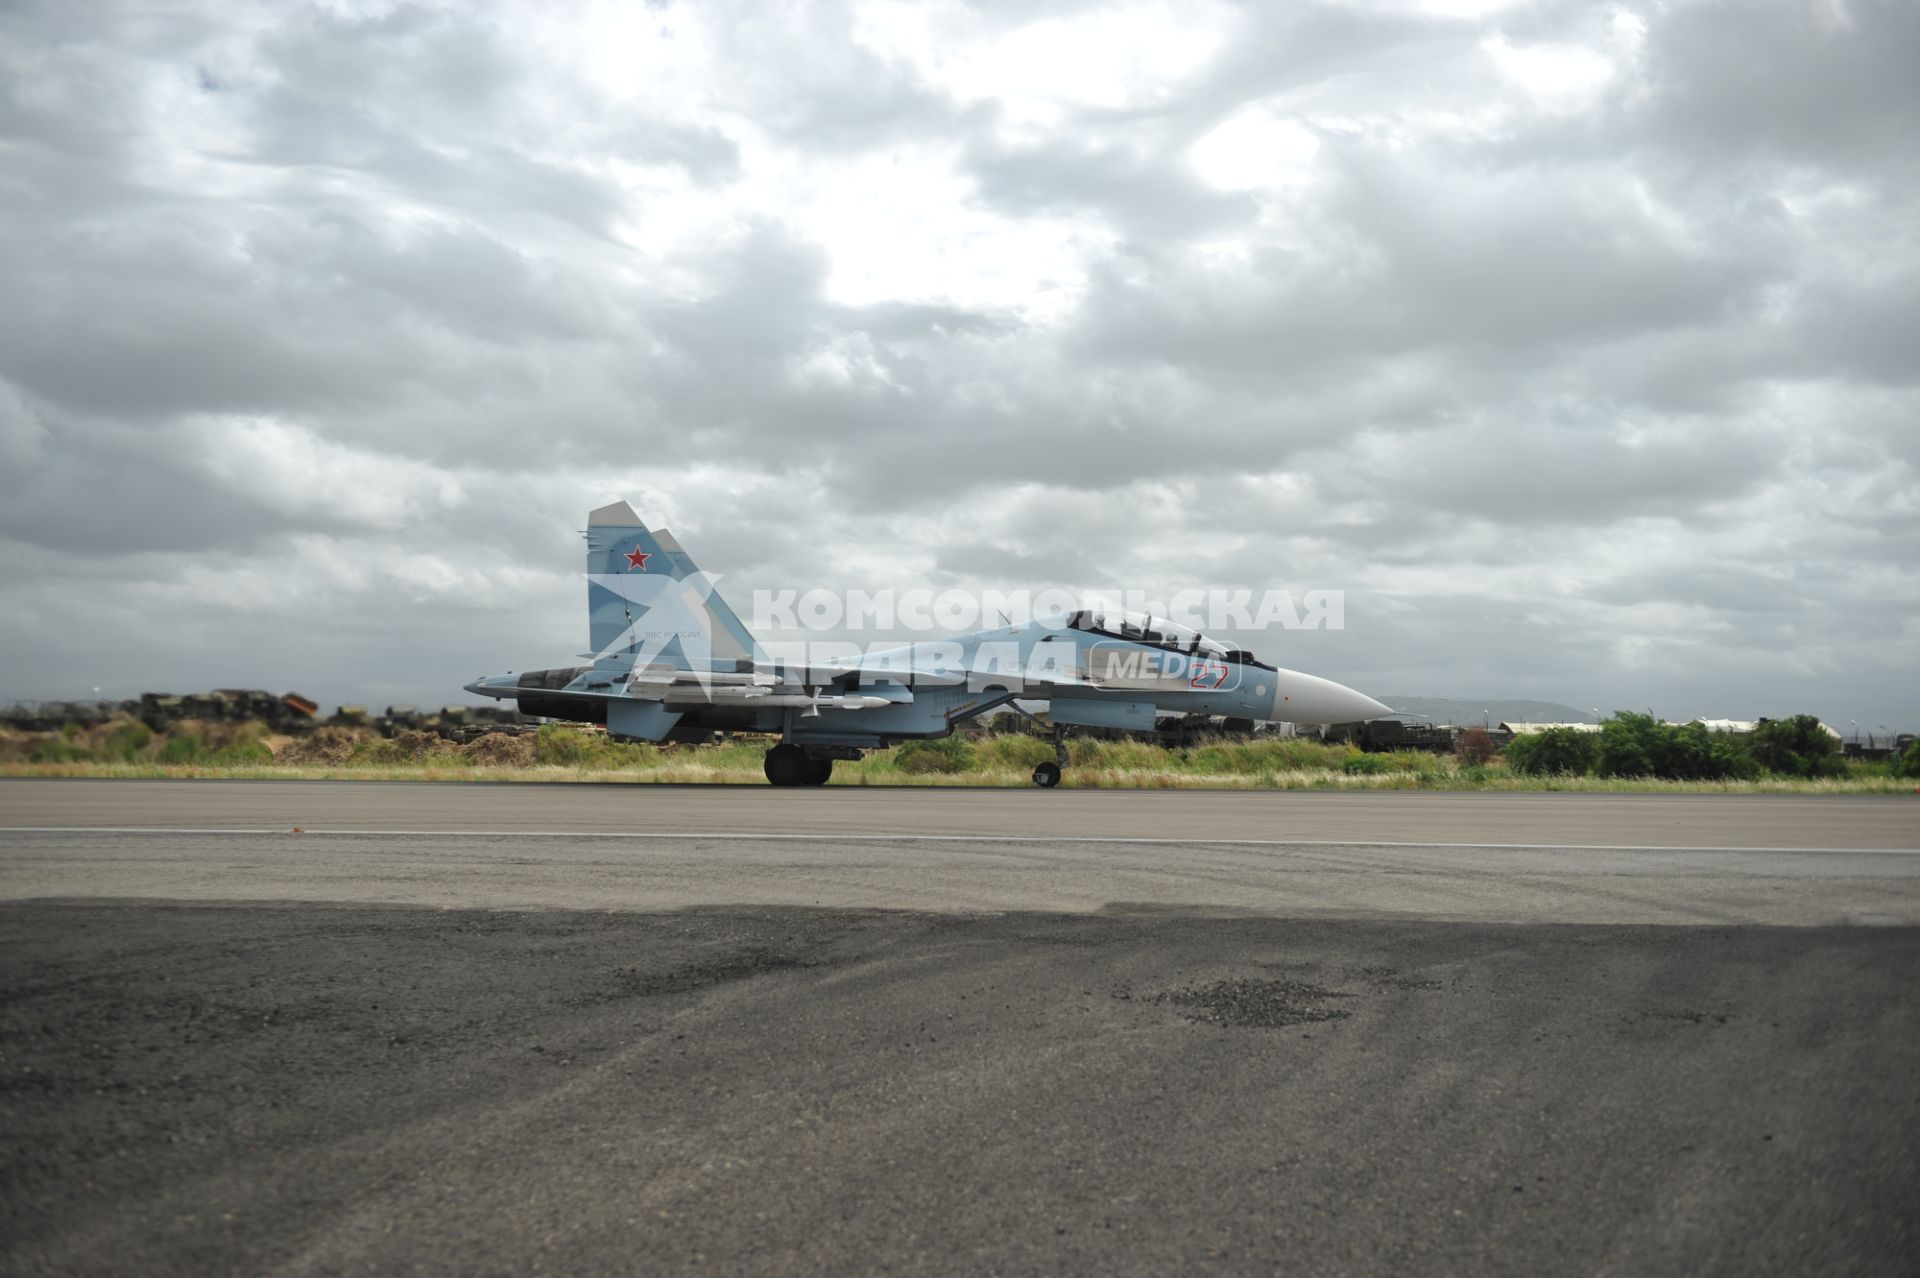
[463,501,1391,786]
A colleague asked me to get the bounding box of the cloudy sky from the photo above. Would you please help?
[1,0,1914,726]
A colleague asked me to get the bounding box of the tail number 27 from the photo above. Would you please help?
[1188,661,1228,690]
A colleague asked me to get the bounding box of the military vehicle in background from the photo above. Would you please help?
[1842,731,1916,761]
[2,690,529,741]
[1322,716,1463,753]
[965,708,1269,748]
[377,703,533,740]
[0,701,121,733]
[136,689,320,731]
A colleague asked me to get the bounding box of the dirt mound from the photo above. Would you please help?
[274,726,368,765]
[463,732,536,766]
[157,719,259,750]
[386,730,457,763]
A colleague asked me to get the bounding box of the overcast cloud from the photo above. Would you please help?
[0,0,1914,726]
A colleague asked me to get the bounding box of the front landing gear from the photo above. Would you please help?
[765,743,836,787]
[1029,729,1069,788]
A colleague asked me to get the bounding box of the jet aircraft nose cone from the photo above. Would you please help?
[1266,669,1392,724]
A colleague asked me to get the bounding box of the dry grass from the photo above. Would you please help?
[3,718,1911,792]
[4,757,1911,794]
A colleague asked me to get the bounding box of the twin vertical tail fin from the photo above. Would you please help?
[584,501,759,672]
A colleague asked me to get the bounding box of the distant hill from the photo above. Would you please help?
[1374,697,1596,726]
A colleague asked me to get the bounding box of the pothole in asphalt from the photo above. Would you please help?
[1150,978,1353,1028]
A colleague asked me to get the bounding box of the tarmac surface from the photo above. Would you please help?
[3,777,1916,846]
[2,780,1917,1274]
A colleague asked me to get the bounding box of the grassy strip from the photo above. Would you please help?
[3,758,1912,793]
[4,719,1913,792]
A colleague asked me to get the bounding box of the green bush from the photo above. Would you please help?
[156,734,204,764]
[526,724,663,769]
[979,734,1054,770]
[598,738,663,768]
[893,735,977,774]
[208,737,273,765]
[89,719,153,761]
[1505,727,1597,776]
[1376,750,1443,775]
[1341,751,1391,775]
[1064,738,1168,771]
[1594,713,1654,777]
[1749,715,1844,779]
[1180,742,1255,774]
[1186,737,1349,774]
[1705,730,1761,780]
[28,737,79,763]
[203,722,274,766]
[1274,738,1355,771]
[1594,713,1758,781]
[533,724,592,766]
[1650,721,1759,781]
[1893,741,1920,780]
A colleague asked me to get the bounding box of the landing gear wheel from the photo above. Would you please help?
[764,743,807,787]
[801,757,833,786]
[1032,761,1062,788]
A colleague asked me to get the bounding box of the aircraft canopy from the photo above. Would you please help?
[1066,609,1233,657]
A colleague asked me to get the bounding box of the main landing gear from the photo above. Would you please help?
[1030,728,1069,788]
[764,743,833,787]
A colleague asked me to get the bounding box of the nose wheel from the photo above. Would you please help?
[1029,728,1069,788]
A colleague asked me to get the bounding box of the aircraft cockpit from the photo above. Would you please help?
[1063,609,1271,668]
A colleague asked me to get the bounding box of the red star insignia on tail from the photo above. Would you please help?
[624,547,651,571]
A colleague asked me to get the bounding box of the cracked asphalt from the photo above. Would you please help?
[2,782,1916,1274]
[3,902,1916,1276]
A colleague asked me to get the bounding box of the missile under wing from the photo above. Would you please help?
[463,502,1390,786]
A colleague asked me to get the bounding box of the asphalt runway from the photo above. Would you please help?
[2,780,1916,1274]
[2,779,1917,924]
[4,777,1916,846]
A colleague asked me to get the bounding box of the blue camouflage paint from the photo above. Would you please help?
[465,502,1390,771]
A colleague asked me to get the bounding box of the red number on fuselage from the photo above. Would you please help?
[1189,662,1227,690]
